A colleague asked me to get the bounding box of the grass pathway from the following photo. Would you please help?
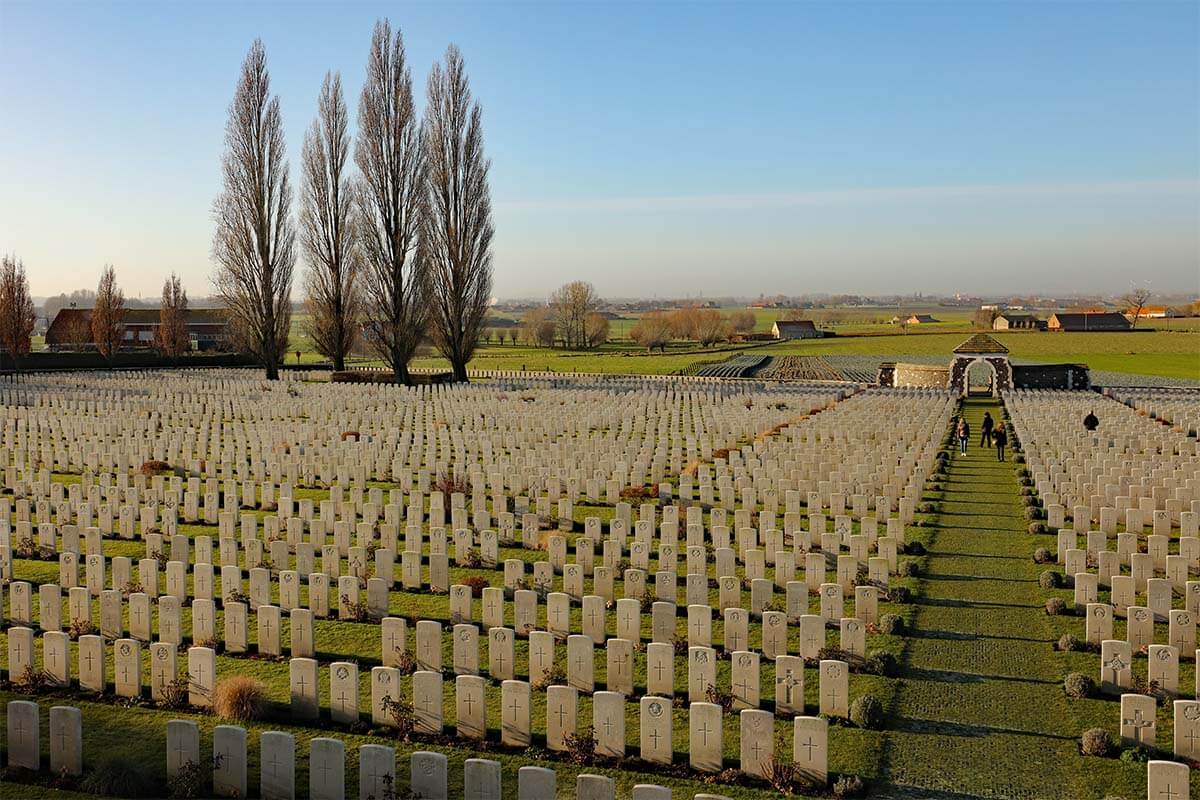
[881,397,1083,799]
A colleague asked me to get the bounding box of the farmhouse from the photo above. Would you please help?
[992,313,1045,331]
[1124,305,1174,321]
[905,314,938,324]
[771,319,823,340]
[45,307,230,351]
[1046,312,1131,332]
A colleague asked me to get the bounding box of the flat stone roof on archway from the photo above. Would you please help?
[953,333,1010,355]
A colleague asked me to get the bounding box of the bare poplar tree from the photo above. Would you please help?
[212,40,295,380]
[356,20,427,383]
[157,273,190,360]
[301,72,360,371]
[0,255,36,377]
[424,45,493,382]
[91,264,126,362]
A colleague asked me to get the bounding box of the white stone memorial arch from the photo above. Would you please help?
[948,334,1012,397]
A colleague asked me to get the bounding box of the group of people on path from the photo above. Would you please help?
[956,410,1008,461]
[956,407,1100,461]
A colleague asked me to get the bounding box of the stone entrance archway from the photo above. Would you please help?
[949,334,1012,397]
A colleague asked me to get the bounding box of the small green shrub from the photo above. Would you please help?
[1029,522,1048,535]
[1118,745,1150,763]
[1080,728,1112,757]
[1057,632,1081,650]
[849,694,884,729]
[379,695,415,740]
[1064,673,1095,699]
[1033,547,1052,564]
[564,726,597,765]
[1045,598,1067,616]
[904,541,926,556]
[878,613,904,635]
[887,586,912,604]
[81,757,159,797]
[832,773,866,798]
[865,650,898,677]
[900,561,921,578]
[1039,570,1061,589]
[167,759,207,798]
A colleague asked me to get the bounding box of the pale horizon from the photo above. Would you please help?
[2,1,1198,300]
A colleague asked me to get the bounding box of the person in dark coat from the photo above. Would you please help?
[980,411,994,447]
[994,423,1008,461]
[1083,410,1099,431]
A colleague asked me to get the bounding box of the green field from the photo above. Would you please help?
[382,330,1199,381]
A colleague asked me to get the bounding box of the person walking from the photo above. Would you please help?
[957,417,970,455]
[1083,410,1099,431]
[980,411,994,447]
[994,422,1008,461]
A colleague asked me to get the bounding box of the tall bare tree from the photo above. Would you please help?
[356,20,427,383]
[91,264,126,362]
[62,313,91,351]
[157,273,190,360]
[0,255,36,377]
[550,281,602,349]
[1122,287,1152,329]
[424,45,493,382]
[301,72,360,371]
[212,40,295,380]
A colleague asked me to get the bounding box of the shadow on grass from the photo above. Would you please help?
[922,573,1032,584]
[890,716,1078,742]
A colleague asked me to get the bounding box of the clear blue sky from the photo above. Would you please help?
[1,0,1197,300]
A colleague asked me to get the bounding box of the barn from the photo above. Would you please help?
[771,320,823,340]
[45,307,230,351]
[1046,312,1131,332]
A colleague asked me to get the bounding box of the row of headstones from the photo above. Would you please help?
[21,507,906,597]
[1055,529,1199,588]
[3,572,873,673]
[1062,562,1196,620]
[1107,388,1200,434]
[1116,694,1200,762]
[164,713,827,800]
[1098,639,1200,699]
[170,720,741,800]
[4,628,217,703]
[9,402,934,517]
[4,601,858,709]
[8,484,918,563]
[4,498,912,593]
[1077,600,1196,656]
[2,626,842,781]
[3,588,313,658]
[1048,505,1197,538]
[9,543,887,637]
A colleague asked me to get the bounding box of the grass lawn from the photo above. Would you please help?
[878,398,1198,797]
[763,331,1200,380]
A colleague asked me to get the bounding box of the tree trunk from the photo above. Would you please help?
[453,360,468,382]
[392,355,409,386]
[333,353,345,371]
